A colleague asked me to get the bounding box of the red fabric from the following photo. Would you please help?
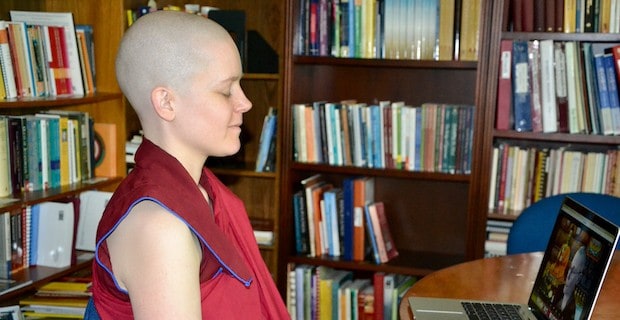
[91,139,289,319]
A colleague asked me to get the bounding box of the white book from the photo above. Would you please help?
[540,39,558,133]
[32,201,74,268]
[76,190,112,251]
[11,11,85,96]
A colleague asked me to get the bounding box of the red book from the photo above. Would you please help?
[545,0,556,31]
[370,202,399,262]
[522,0,535,32]
[555,0,564,32]
[373,272,384,320]
[46,26,72,95]
[534,0,546,31]
[496,39,513,130]
[512,0,524,31]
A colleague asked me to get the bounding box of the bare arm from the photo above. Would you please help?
[106,200,203,320]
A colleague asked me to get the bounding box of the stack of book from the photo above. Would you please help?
[20,277,91,319]
[0,11,96,100]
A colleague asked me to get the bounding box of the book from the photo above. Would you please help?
[512,40,533,131]
[540,39,558,133]
[458,0,481,61]
[352,176,374,261]
[0,117,11,197]
[594,53,615,135]
[553,42,569,133]
[255,107,277,172]
[602,53,620,135]
[31,201,75,268]
[437,0,456,61]
[0,21,17,99]
[495,39,513,130]
[75,25,95,94]
[369,202,399,263]
[528,40,543,132]
[7,21,35,98]
[363,202,381,264]
[11,10,85,96]
[75,190,112,251]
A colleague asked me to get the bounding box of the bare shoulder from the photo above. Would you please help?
[106,200,202,292]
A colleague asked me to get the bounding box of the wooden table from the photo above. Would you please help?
[399,252,620,319]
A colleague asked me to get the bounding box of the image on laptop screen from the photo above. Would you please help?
[528,197,618,320]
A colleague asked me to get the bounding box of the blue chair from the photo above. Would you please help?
[506,193,620,255]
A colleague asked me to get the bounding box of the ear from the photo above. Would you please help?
[150,87,176,121]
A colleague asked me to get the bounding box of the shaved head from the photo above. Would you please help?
[115,11,237,119]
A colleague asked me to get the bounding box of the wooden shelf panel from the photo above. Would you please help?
[0,251,93,303]
[287,250,465,278]
[502,32,620,42]
[0,177,122,212]
[290,162,470,182]
[494,130,620,145]
[0,92,123,109]
[293,56,478,70]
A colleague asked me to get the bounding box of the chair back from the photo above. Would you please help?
[506,193,620,255]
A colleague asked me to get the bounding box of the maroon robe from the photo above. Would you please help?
[91,139,289,319]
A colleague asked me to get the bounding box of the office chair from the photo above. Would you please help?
[506,193,620,255]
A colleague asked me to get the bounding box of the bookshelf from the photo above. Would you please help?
[123,0,285,280]
[0,0,126,305]
[277,0,494,296]
[470,1,620,257]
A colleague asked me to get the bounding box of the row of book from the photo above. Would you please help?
[0,110,103,197]
[294,174,399,265]
[496,39,620,135]
[0,11,95,100]
[488,143,620,216]
[294,0,481,61]
[293,101,475,174]
[286,264,417,320]
[507,0,620,33]
[0,190,110,279]
[255,107,277,172]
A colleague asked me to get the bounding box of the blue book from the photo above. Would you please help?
[341,177,355,261]
[603,53,620,135]
[255,109,276,172]
[363,203,381,264]
[594,53,614,135]
[322,188,340,256]
[370,104,383,168]
[29,204,40,265]
[511,40,533,132]
[293,190,309,255]
[414,107,423,171]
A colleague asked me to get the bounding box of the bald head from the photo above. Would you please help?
[115,11,238,117]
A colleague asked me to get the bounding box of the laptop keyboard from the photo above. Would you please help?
[462,302,524,320]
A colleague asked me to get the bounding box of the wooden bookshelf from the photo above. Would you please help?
[0,0,126,305]
[469,0,620,257]
[276,0,495,295]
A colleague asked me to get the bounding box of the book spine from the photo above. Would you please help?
[512,40,533,132]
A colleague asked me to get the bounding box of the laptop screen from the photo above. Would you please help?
[528,197,619,320]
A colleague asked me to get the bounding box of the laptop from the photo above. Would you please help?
[409,196,620,320]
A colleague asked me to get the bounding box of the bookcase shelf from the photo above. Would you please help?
[277,0,492,297]
[290,163,471,183]
[0,177,122,213]
[0,92,123,108]
[470,0,620,257]
[0,0,126,307]
[0,251,94,305]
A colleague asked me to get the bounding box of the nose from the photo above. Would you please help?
[235,89,252,113]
